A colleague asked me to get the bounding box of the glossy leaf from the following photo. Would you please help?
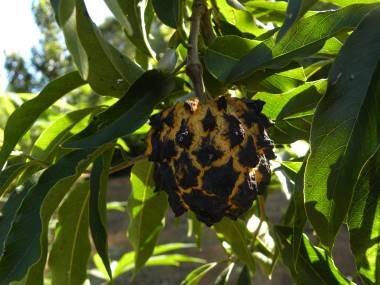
[237,265,251,285]
[0,146,109,284]
[0,185,30,257]
[214,263,234,285]
[64,70,175,149]
[214,218,256,273]
[277,0,318,41]
[227,3,380,82]
[89,150,114,280]
[0,71,85,169]
[274,226,353,285]
[58,0,143,97]
[49,182,91,285]
[348,146,380,284]
[203,35,260,82]
[305,7,380,248]
[105,0,155,57]
[127,160,168,274]
[31,107,98,161]
[180,262,218,285]
[152,0,180,28]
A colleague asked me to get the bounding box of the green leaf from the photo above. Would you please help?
[49,182,91,285]
[180,262,218,285]
[152,0,180,28]
[89,150,114,280]
[0,146,109,284]
[127,160,168,274]
[31,107,99,161]
[322,0,380,6]
[153,243,196,255]
[0,71,85,169]
[227,3,380,83]
[278,161,303,181]
[144,254,206,267]
[304,6,380,248]
[277,0,318,41]
[237,265,251,285]
[58,0,143,97]
[274,226,353,285]
[0,185,30,256]
[203,35,261,82]
[214,218,256,273]
[64,70,175,149]
[269,115,313,144]
[292,163,307,269]
[105,0,155,57]
[348,146,380,285]
[0,162,39,198]
[214,263,234,285]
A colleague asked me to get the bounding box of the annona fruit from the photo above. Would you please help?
[145,96,275,226]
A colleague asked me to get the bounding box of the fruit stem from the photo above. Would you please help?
[187,0,207,103]
[109,155,146,174]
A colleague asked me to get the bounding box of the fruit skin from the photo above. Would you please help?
[145,96,275,226]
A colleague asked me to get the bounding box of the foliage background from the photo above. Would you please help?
[1,0,380,284]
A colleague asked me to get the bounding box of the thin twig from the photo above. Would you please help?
[186,0,207,103]
[109,155,146,174]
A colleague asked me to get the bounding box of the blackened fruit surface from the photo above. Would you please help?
[145,96,275,225]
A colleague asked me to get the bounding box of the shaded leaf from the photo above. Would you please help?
[58,0,143,97]
[277,0,318,41]
[64,70,175,149]
[127,160,168,274]
[49,182,91,285]
[89,150,114,280]
[152,0,180,28]
[214,263,234,285]
[348,146,380,285]
[105,0,155,57]
[237,265,251,285]
[227,3,380,82]
[305,7,380,248]
[0,72,85,169]
[180,262,218,285]
[0,146,109,284]
[274,226,353,285]
[214,218,256,273]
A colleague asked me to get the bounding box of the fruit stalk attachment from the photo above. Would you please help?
[187,0,207,103]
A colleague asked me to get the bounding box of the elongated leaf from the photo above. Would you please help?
[58,0,143,97]
[0,72,85,169]
[274,226,353,285]
[237,265,251,285]
[0,146,109,284]
[153,243,196,255]
[49,182,91,285]
[0,185,30,256]
[203,35,260,82]
[0,162,39,198]
[127,160,168,274]
[277,0,318,41]
[348,146,380,285]
[214,263,234,285]
[180,262,218,285]
[105,0,155,57]
[89,150,114,280]
[152,0,179,28]
[305,7,380,248]
[64,70,175,149]
[227,3,380,83]
[322,0,380,6]
[31,107,98,161]
[214,218,256,273]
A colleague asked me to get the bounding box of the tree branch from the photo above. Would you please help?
[187,0,207,103]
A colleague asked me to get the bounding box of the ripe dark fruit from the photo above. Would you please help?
[145,96,275,226]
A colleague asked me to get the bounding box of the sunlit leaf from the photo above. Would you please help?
[305,6,380,248]
[180,262,218,285]
[127,160,168,274]
[49,182,91,285]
